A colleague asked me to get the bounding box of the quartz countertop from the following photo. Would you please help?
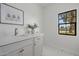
[0,33,44,47]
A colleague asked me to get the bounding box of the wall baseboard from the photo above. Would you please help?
[44,43,79,56]
[51,44,79,56]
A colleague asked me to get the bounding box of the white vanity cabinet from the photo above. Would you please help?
[34,36,43,56]
[1,38,33,56]
[5,44,33,56]
[0,34,43,56]
[21,44,33,56]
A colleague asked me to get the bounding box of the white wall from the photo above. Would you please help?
[0,3,43,46]
[43,3,79,55]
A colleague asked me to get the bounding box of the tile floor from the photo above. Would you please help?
[42,46,74,56]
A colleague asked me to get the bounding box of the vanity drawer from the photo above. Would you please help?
[4,44,33,56]
[34,37,43,46]
[0,39,33,56]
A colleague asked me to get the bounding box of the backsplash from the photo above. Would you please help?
[0,24,17,38]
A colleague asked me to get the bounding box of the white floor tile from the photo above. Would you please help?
[42,46,74,56]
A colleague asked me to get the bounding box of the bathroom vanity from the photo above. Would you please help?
[0,33,43,56]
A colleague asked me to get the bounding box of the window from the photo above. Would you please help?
[58,9,77,36]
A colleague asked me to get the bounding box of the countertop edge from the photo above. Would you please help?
[0,33,44,47]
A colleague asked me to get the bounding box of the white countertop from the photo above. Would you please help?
[0,33,44,47]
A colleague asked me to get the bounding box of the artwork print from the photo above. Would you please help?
[0,3,24,25]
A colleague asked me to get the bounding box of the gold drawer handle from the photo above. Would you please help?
[19,49,24,53]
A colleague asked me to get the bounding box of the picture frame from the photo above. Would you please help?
[0,3,24,25]
[58,9,77,36]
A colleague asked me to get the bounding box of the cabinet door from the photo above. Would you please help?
[34,45,43,56]
[4,50,19,56]
[22,44,33,56]
[34,37,43,56]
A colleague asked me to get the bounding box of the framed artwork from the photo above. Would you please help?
[0,3,24,25]
[58,9,77,36]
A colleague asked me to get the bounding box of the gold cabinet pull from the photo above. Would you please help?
[19,49,24,53]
